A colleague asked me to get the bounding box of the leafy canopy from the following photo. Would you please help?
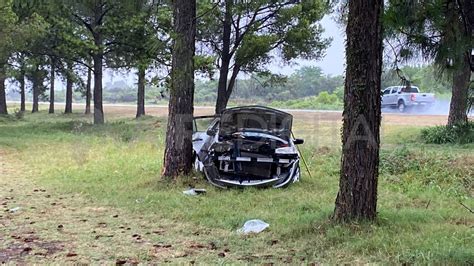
[197,0,331,74]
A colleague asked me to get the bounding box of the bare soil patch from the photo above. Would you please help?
[0,149,227,264]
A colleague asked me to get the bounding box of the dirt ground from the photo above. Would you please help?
[0,150,231,264]
[24,102,451,126]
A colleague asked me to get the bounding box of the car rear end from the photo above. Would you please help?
[201,106,300,188]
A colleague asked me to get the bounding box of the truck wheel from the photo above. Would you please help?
[398,101,406,113]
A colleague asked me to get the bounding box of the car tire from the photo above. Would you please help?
[398,101,406,113]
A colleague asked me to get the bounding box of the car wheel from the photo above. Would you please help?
[398,101,406,113]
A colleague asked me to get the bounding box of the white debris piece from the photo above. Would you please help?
[237,219,269,234]
[9,207,21,213]
[183,188,207,196]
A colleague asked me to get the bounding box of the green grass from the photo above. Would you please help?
[0,109,473,264]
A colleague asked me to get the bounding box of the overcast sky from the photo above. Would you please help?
[269,16,346,76]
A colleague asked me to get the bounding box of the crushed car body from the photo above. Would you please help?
[192,106,304,188]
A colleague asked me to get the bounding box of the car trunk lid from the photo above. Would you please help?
[219,106,293,140]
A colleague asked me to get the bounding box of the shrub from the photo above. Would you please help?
[380,146,420,175]
[421,122,474,144]
[333,86,344,101]
[14,109,24,120]
[315,91,339,105]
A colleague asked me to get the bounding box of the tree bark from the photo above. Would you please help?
[333,0,383,222]
[162,0,196,178]
[215,0,233,114]
[136,66,146,118]
[32,82,39,113]
[85,67,92,114]
[447,0,472,126]
[0,67,7,115]
[32,64,40,113]
[49,58,55,114]
[92,53,103,123]
[91,3,105,124]
[447,53,471,126]
[20,69,25,112]
[224,64,240,107]
[65,61,73,114]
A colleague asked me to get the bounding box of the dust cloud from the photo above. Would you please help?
[382,99,473,116]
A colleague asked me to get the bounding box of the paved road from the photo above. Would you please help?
[8,101,468,126]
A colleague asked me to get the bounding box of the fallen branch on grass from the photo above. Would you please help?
[460,202,474,214]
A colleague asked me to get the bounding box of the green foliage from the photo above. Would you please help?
[0,0,47,62]
[315,91,338,105]
[106,2,172,71]
[421,122,474,144]
[380,146,417,175]
[385,0,472,74]
[381,65,451,93]
[194,55,216,78]
[197,0,330,74]
[271,90,343,110]
[13,108,24,120]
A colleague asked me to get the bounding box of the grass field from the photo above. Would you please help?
[0,104,473,264]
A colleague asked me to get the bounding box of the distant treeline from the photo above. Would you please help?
[6,64,452,107]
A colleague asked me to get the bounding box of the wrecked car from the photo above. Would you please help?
[192,106,304,188]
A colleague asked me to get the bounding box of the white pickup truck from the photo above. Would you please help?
[381,86,436,112]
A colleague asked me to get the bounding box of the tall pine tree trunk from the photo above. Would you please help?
[85,67,91,114]
[446,0,472,127]
[32,82,39,113]
[215,0,232,114]
[91,3,104,124]
[49,58,55,114]
[32,65,39,113]
[19,70,25,112]
[448,53,471,126]
[93,54,104,124]
[65,62,73,114]
[136,66,146,118]
[333,0,383,222]
[162,0,196,178]
[0,66,7,115]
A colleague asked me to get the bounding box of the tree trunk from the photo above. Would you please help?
[446,0,472,127]
[447,53,471,126]
[0,67,7,115]
[333,0,383,222]
[215,0,232,114]
[65,62,73,114]
[162,0,196,178]
[85,67,91,114]
[92,54,104,124]
[32,81,39,113]
[92,3,104,124]
[49,58,55,114]
[223,64,240,108]
[20,70,25,112]
[32,65,39,113]
[136,66,146,118]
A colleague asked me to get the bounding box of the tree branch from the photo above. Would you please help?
[72,13,94,35]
